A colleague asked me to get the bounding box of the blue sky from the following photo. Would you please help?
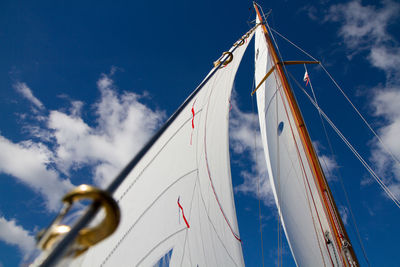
[0,0,399,266]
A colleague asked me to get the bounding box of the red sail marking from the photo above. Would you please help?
[190,100,197,145]
[177,197,190,228]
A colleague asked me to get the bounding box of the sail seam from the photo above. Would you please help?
[264,39,330,263]
[135,227,187,267]
[264,12,345,264]
[100,169,197,266]
[117,111,202,202]
[276,85,332,266]
[203,70,242,242]
[268,45,333,262]
[179,173,199,266]
[196,174,241,267]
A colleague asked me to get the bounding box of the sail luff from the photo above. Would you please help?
[253,3,358,266]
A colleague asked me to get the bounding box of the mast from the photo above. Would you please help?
[253,3,359,266]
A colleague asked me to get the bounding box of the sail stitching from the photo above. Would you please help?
[266,39,332,261]
[135,227,187,267]
[179,176,199,266]
[256,11,335,265]
[269,58,329,265]
[265,16,345,264]
[100,169,197,266]
[278,89,331,266]
[275,84,336,266]
[270,23,364,264]
[196,173,241,267]
[194,187,212,266]
[103,39,250,265]
[203,69,242,242]
[117,112,202,202]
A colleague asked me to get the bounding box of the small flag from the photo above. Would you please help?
[303,71,310,86]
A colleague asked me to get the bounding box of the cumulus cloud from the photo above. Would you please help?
[1,70,165,214]
[313,141,339,181]
[370,87,400,190]
[230,94,274,206]
[0,216,35,256]
[327,0,400,199]
[0,136,73,211]
[0,70,167,263]
[13,82,44,110]
[338,206,349,226]
[319,155,339,180]
[49,72,165,186]
[326,0,399,50]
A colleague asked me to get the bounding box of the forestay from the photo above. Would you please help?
[254,16,344,267]
[71,31,254,267]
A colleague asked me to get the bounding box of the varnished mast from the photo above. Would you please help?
[253,3,359,266]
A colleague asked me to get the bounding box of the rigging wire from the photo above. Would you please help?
[269,27,400,169]
[287,71,400,209]
[302,65,371,266]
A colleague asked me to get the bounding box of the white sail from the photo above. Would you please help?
[254,16,346,267]
[70,32,255,267]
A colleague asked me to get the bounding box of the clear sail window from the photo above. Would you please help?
[277,121,284,136]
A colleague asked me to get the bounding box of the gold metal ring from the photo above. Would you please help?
[62,185,120,248]
[213,51,234,68]
[234,39,245,47]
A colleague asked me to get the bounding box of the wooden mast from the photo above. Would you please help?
[253,3,359,266]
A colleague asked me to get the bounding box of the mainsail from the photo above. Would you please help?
[64,29,256,267]
[254,4,357,267]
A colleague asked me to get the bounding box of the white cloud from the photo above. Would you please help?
[48,72,165,186]
[326,0,399,50]
[13,82,44,110]
[0,216,35,256]
[0,136,73,211]
[319,155,339,180]
[327,0,400,199]
[370,87,400,186]
[299,4,318,21]
[369,46,400,80]
[1,70,165,214]
[229,94,274,206]
[313,141,339,181]
[338,206,349,225]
